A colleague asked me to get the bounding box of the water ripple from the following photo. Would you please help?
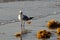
[0,11,59,26]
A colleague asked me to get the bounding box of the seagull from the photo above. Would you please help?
[18,10,34,22]
[18,10,36,25]
[18,10,33,35]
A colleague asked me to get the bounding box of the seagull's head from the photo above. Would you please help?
[19,10,23,15]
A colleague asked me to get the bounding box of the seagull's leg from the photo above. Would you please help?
[22,21,26,33]
[20,20,23,40]
[23,21,25,29]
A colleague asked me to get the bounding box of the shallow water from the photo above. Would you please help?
[0,0,60,40]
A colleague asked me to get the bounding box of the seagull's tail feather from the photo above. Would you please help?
[29,17,34,20]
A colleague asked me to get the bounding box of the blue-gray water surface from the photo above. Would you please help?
[0,0,60,40]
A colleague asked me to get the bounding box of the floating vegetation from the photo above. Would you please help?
[36,30,51,40]
[26,20,31,25]
[14,32,21,38]
[47,19,60,29]
[57,28,60,36]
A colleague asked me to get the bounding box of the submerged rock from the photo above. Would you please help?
[14,32,21,38]
[57,28,60,35]
[36,30,51,40]
[47,19,60,29]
